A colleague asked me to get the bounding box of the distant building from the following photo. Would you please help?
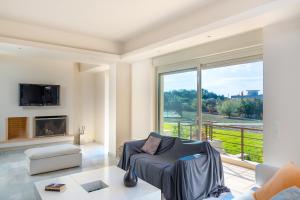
[231,90,263,99]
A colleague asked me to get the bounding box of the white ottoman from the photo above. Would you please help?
[25,144,82,175]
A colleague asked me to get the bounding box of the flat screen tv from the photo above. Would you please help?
[19,84,60,106]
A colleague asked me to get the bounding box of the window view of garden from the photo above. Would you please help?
[161,61,263,163]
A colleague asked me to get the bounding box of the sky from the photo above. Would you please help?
[163,61,263,97]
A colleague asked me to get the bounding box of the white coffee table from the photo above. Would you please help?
[34,166,161,200]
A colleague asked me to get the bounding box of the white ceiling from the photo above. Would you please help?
[0,0,214,42]
[0,0,299,63]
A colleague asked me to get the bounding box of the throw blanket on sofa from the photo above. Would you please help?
[118,133,229,200]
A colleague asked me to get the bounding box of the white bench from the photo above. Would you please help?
[25,144,82,175]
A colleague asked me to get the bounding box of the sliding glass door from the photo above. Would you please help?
[157,60,264,163]
[158,69,201,140]
[201,61,264,163]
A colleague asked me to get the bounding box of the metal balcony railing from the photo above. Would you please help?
[165,121,263,163]
[203,122,263,163]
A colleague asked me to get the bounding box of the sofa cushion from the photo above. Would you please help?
[130,153,174,188]
[159,138,204,161]
[130,140,204,191]
[253,162,300,200]
[149,132,176,154]
[25,144,81,160]
[141,135,161,155]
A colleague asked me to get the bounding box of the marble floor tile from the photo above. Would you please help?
[0,143,116,200]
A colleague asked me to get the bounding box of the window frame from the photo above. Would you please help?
[156,53,263,137]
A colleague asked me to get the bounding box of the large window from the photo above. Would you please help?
[158,60,264,163]
[159,70,200,140]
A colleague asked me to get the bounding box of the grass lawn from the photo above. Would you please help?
[210,128,263,163]
[163,122,263,163]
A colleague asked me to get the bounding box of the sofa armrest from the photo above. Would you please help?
[117,139,146,170]
[173,154,226,200]
[123,139,146,154]
[255,164,279,187]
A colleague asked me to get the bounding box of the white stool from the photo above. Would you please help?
[25,144,82,175]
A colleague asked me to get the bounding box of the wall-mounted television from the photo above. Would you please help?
[19,84,60,106]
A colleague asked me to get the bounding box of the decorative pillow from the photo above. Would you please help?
[271,186,300,200]
[253,162,300,200]
[149,132,176,154]
[141,135,162,155]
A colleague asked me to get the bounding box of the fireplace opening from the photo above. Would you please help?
[35,116,67,137]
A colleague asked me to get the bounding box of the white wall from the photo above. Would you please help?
[91,61,132,156]
[0,55,101,143]
[131,59,156,139]
[104,62,132,156]
[95,72,105,143]
[263,16,300,166]
[116,62,132,149]
[78,72,96,143]
[95,71,110,149]
[108,64,117,155]
[104,71,110,152]
[0,56,79,141]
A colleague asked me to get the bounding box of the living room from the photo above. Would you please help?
[1,0,300,200]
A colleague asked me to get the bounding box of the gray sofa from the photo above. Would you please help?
[118,132,229,200]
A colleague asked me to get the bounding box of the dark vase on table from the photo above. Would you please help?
[123,165,138,187]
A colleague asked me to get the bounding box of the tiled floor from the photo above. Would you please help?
[0,143,255,199]
[0,143,116,200]
[223,162,256,196]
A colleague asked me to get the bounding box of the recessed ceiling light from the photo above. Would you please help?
[207,35,212,38]
[18,47,22,50]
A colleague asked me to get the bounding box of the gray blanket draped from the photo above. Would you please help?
[118,133,228,200]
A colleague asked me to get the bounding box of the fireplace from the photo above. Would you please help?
[35,116,67,137]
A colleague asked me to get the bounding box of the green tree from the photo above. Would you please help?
[217,100,240,118]
[238,98,263,119]
[164,89,197,116]
[202,89,225,100]
[164,89,226,117]
[205,98,217,113]
[168,95,185,117]
[254,99,263,119]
